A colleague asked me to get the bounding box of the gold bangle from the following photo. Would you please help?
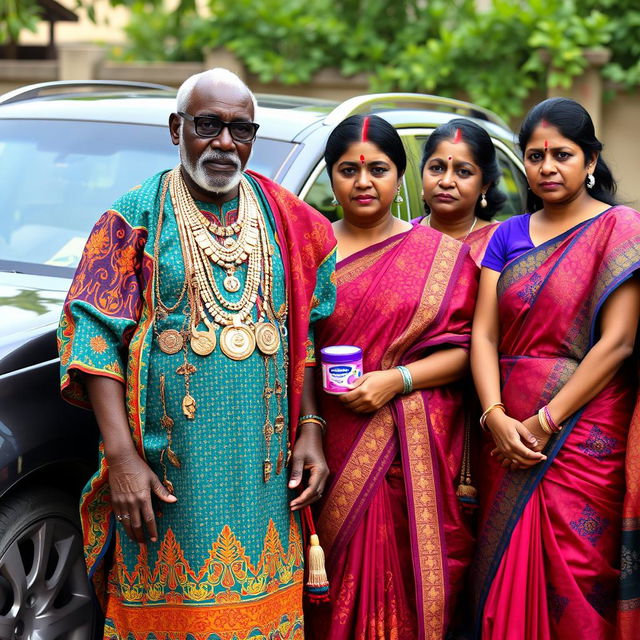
[298,418,326,436]
[479,402,506,430]
[537,407,553,435]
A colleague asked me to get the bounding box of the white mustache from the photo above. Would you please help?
[199,150,241,170]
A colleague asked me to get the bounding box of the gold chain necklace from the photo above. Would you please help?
[425,214,478,242]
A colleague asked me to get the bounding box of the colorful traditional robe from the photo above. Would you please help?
[58,169,336,640]
[470,206,640,640]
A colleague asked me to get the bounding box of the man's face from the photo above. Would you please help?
[170,80,255,201]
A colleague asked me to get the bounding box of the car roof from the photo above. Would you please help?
[0,82,517,148]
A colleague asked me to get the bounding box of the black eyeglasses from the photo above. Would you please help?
[178,112,259,143]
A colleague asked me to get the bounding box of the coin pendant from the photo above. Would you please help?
[220,323,256,360]
[255,322,280,355]
[223,274,241,293]
[190,325,216,356]
[158,329,183,354]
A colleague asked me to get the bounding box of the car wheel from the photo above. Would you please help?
[0,487,95,640]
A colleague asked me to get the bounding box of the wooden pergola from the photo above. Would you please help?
[38,0,79,58]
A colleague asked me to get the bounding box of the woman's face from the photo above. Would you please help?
[422,139,485,219]
[331,141,400,225]
[523,123,595,206]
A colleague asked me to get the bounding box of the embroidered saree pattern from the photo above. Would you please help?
[470,207,640,640]
[58,170,336,638]
[308,226,478,640]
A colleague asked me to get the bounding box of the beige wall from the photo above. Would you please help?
[602,92,640,208]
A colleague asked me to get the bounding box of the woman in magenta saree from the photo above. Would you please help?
[306,115,479,639]
[470,98,640,640]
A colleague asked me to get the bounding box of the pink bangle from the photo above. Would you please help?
[543,406,561,433]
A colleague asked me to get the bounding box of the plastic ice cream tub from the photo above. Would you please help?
[321,345,363,394]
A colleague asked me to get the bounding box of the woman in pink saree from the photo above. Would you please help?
[471,98,640,639]
[415,118,506,266]
[305,115,479,639]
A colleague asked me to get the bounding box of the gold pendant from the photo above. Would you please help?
[223,274,241,293]
[166,446,181,468]
[157,329,183,354]
[274,415,285,434]
[182,394,196,419]
[190,323,216,356]
[163,478,175,494]
[219,321,256,360]
[263,460,273,483]
[255,322,281,355]
[276,450,284,475]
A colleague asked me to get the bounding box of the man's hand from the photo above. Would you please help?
[339,369,403,413]
[288,423,329,511]
[108,451,177,543]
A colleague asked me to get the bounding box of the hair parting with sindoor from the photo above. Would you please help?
[518,97,617,213]
[420,118,506,221]
[324,114,407,181]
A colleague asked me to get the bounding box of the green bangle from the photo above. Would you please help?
[298,414,327,427]
[396,365,413,394]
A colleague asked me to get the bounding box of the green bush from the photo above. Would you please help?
[105,0,636,119]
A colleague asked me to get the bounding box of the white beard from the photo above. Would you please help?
[179,131,242,195]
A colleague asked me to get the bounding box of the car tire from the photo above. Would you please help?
[0,487,96,640]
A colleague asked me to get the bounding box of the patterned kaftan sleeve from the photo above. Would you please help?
[305,248,337,366]
[57,199,152,409]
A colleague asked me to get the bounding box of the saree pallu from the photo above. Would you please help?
[470,206,640,640]
[306,225,479,640]
[465,222,500,266]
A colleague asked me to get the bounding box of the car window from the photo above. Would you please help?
[0,120,294,274]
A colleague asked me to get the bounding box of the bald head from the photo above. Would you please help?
[176,68,257,115]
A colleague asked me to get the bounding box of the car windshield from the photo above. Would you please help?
[0,119,295,275]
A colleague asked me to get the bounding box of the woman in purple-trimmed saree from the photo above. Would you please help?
[305,116,479,639]
[471,98,640,640]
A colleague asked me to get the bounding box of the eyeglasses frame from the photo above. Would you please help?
[177,111,260,143]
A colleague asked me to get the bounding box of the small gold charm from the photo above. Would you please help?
[160,414,174,430]
[223,274,241,293]
[182,394,196,419]
[157,329,183,354]
[263,460,273,483]
[176,363,197,376]
[163,479,175,494]
[286,449,292,467]
[166,447,181,468]
[263,419,274,438]
[276,450,284,475]
[274,415,285,434]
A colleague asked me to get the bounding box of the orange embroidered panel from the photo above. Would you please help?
[104,584,304,640]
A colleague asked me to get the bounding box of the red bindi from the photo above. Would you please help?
[544,140,548,151]
[453,128,462,144]
[359,154,365,164]
[448,155,452,161]
[361,116,370,143]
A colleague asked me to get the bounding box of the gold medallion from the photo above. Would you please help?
[220,323,256,360]
[157,329,184,354]
[223,274,241,293]
[190,324,216,356]
[255,322,280,355]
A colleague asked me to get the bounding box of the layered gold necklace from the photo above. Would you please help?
[153,167,289,487]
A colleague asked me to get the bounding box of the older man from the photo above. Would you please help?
[58,68,336,639]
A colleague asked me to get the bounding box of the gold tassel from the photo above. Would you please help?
[305,534,330,602]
